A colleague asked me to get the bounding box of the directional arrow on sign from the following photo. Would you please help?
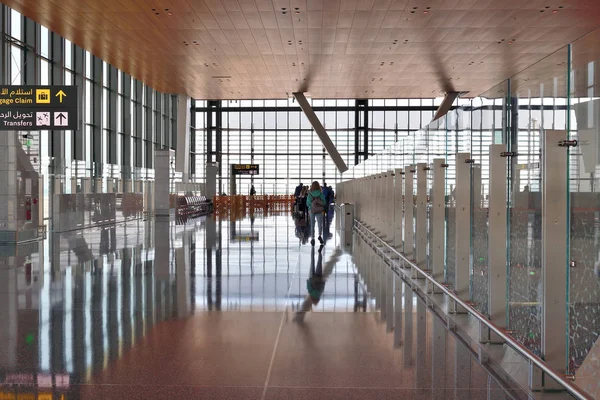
[56,113,67,124]
[56,90,67,103]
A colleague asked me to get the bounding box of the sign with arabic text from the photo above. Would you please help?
[0,86,78,130]
[0,86,77,109]
[0,109,76,130]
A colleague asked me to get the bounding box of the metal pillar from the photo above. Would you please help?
[430,159,446,293]
[532,130,569,389]
[415,163,427,278]
[404,165,415,260]
[387,170,394,242]
[486,144,508,343]
[454,153,471,313]
[394,168,404,251]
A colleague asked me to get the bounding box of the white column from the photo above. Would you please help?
[155,149,173,216]
[431,159,446,293]
[394,168,404,251]
[404,165,415,260]
[454,153,471,313]
[175,95,191,183]
[415,163,427,276]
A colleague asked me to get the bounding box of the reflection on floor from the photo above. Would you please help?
[0,212,549,399]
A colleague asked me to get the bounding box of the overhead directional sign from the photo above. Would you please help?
[0,85,78,131]
[232,164,259,175]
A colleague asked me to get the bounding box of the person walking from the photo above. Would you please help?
[250,185,256,196]
[306,181,326,246]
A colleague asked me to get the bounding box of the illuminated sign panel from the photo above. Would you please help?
[231,164,259,175]
[0,86,78,130]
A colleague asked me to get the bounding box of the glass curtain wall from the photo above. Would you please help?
[341,28,600,389]
[191,99,441,195]
[3,5,176,220]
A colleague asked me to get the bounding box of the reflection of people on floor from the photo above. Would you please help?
[294,246,343,323]
[293,214,311,244]
[323,208,334,243]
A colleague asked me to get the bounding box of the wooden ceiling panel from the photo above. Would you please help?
[4,0,600,99]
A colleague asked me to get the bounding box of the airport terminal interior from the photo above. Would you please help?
[1,0,600,399]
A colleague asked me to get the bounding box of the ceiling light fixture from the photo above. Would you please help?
[423,11,428,14]
[552,9,558,13]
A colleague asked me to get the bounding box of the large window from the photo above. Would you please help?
[191,99,441,194]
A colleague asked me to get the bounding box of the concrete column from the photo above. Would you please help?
[83,178,91,194]
[206,162,218,199]
[155,149,173,216]
[175,95,191,183]
[95,178,103,194]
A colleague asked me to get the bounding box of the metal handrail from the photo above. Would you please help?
[353,219,592,400]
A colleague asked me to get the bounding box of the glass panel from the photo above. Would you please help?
[11,10,21,40]
[41,26,50,58]
[507,47,570,355]
[568,29,600,376]
[64,39,72,69]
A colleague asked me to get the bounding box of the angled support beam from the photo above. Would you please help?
[432,91,460,122]
[293,92,348,173]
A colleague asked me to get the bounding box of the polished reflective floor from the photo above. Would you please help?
[0,211,564,399]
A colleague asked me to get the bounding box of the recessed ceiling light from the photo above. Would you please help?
[282,11,287,14]
[426,6,431,9]
[294,7,300,10]
[552,9,558,13]
[540,9,545,12]
[423,10,428,14]
[559,5,564,8]
[413,6,418,9]
[282,7,286,10]
[168,12,173,16]
[411,11,415,13]
[545,5,550,8]
[165,8,169,11]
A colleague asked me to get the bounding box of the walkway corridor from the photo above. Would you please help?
[0,213,543,399]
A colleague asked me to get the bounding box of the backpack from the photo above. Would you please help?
[310,194,325,213]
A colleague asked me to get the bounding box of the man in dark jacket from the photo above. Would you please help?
[294,182,303,198]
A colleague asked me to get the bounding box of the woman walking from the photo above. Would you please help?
[306,181,326,247]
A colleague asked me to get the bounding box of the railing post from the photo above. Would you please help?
[486,144,508,343]
[430,159,446,293]
[533,130,569,390]
[454,153,471,313]
[387,170,395,243]
[415,163,427,279]
[394,168,404,252]
[404,165,415,262]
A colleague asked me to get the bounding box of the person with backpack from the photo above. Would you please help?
[306,181,326,246]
